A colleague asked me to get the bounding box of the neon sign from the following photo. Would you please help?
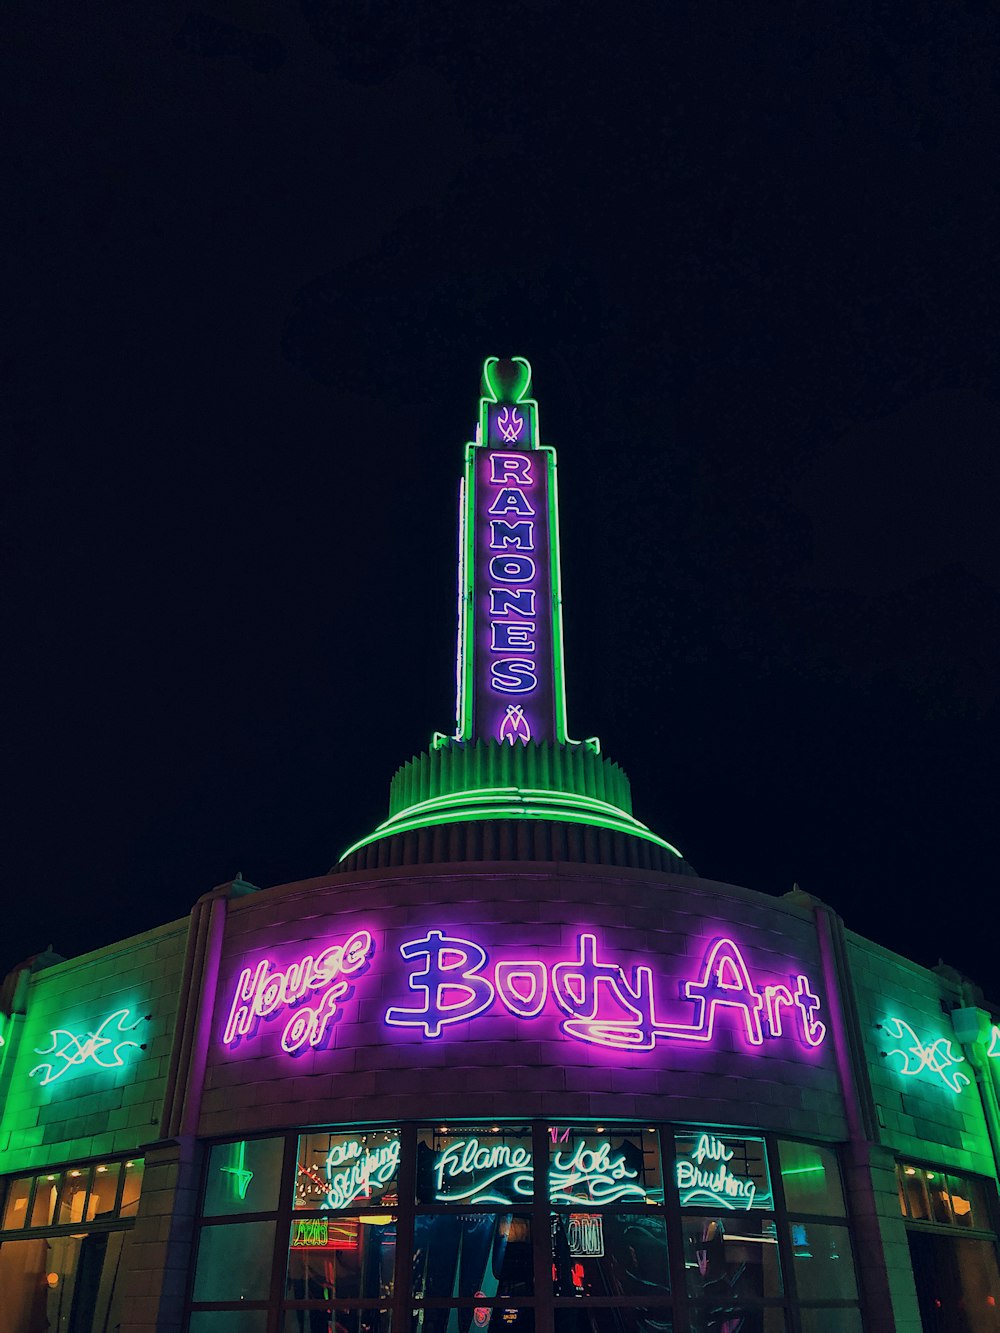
[291,1219,358,1250]
[566,1214,604,1257]
[455,357,571,747]
[499,704,531,745]
[479,448,550,744]
[433,1137,533,1203]
[324,1137,400,1209]
[550,1140,646,1205]
[29,1008,148,1086]
[496,407,524,443]
[222,929,374,1054]
[221,1142,253,1200]
[675,1134,759,1211]
[385,930,827,1054]
[883,1017,970,1093]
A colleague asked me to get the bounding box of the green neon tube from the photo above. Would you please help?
[340,802,683,862]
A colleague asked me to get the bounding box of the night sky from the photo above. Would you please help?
[4,4,999,996]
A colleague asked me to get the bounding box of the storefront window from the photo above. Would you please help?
[29,1174,57,1228]
[898,1161,993,1234]
[552,1211,670,1300]
[907,1231,1000,1333]
[190,1312,269,1332]
[1,1178,31,1230]
[204,1137,284,1216]
[682,1213,782,1303]
[87,1162,122,1220]
[186,1124,878,1331]
[414,1212,532,1299]
[286,1311,392,1333]
[120,1158,145,1216]
[55,1166,91,1225]
[673,1132,771,1212]
[948,1172,990,1230]
[688,1309,785,1333]
[192,1218,276,1302]
[287,1216,396,1301]
[787,1222,858,1301]
[298,1130,401,1211]
[797,1311,862,1333]
[776,1141,845,1218]
[0,1229,129,1333]
[548,1127,662,1206]
[418,1126,533,1205]
[555,1310,672,1333]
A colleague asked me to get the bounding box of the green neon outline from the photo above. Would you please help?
[449,356,598,750]
[478,357,539,454]
[454,472,468,738]
[543,444,585,747]
[483,356,532,405]
[339,801,682,862]
[455,444,477,740]
[481,356,500,404]
[379,786,641,828]
[340,786,682,861]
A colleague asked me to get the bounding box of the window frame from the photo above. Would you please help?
[185,1123,877,1333]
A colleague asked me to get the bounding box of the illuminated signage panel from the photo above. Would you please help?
[673,1132,772,1211]
[474,448,555,745]
[29,1008,149,1086]
[295,1130,401,1212]
[418,1128,534,1204]
[218,922,829,1070]
[385,931,827,1054]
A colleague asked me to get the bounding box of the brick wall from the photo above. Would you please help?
[200,862,847,1141]
[847,930,995,1178]
[0,919,188,1173]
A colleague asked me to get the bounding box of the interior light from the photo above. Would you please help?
[46,1273,59,1289]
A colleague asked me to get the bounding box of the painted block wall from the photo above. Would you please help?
[199,861,847,1142]
[846,930,995,1178]
[0,919,188,1173]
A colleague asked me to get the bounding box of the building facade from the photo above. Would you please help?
[2,359,999,1333]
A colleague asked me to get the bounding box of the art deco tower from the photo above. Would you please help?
[339,357,691,875]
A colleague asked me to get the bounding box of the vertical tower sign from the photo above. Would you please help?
[454,357,570,747]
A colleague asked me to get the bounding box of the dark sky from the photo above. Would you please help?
[4,3,999,995]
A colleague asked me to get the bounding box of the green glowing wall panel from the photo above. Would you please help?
[846,931,995,1178]
[0,919,187,1173]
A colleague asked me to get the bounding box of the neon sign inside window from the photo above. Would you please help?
[385,930,827,1054]
[549,1140,647,1205]
[675,1134,761,1211]
[433,1137,533,1204]
[324,1137,400,1209]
